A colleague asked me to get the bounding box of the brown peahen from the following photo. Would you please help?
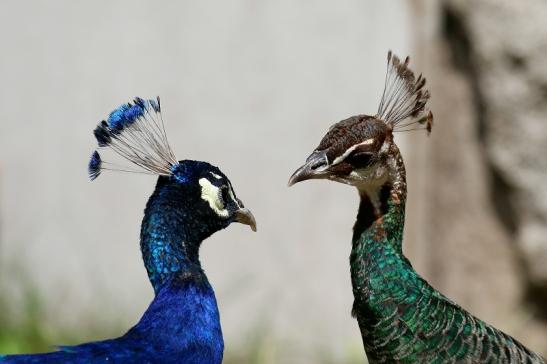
[289,52,545,363]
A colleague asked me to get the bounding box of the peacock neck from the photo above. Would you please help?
[140,179,209,295]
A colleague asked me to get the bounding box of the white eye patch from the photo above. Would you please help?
[199,178,229,217]
[332,138,376,165]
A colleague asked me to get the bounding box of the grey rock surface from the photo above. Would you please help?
[447,0,547,292]
[404,0,547,355]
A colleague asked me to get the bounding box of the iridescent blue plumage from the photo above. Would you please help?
[88,96,177,178]
[134,97,161,113]
[1,99,256,363]
[88,150,102,181]
[170,161,207,184]
[106,98,155,131]
[107,103,132,130]
[2,278,223,364]
[93,121,111,147]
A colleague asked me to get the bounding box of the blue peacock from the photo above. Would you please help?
[289,52,545,363]
[1,97,256,364]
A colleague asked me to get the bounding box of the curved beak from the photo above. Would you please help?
[234,208,257,232]
[288,151,328,187]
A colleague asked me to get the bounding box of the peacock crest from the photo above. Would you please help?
[88,96,178,180]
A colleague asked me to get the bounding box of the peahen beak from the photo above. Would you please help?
[288,151,328,187]
[234,208,257,232]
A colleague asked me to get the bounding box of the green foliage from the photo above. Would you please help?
[0,263,119,355]
[0,289,50,354]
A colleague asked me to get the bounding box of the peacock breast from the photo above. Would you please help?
[133,276,224,363]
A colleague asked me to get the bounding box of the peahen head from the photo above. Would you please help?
[288,115,393,190]
[88,97,255,291]
[289,52,433,206]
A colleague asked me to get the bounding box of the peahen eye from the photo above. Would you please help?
[310,158,325,170]
[346,151,373,168]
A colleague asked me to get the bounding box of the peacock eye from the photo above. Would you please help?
[220,186,230,205]
[346,151,373,168]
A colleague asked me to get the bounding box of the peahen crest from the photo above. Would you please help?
[88,97,178,180]
[377,51,433,134]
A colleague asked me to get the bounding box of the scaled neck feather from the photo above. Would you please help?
[352,143,407,253]
[350,144,407,321]
[140,180,210,294]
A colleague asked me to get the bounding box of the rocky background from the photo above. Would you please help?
[406,0,547,356]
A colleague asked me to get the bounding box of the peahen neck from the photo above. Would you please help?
[351,186,406,253]
[350,143,407,300]
[140,177,212,294]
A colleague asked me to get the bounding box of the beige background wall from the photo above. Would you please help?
[0,1,410,362]
[2,1,546,362]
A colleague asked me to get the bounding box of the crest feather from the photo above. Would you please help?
[88,96,177,180]
[88,150,102,181]
[377,51,433,134]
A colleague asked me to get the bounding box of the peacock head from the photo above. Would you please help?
[288,51,433,195]
[168,160,256,231]
[88,97,256,233]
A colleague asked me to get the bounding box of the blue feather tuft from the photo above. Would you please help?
[107,99,158,132]
[93,120,111,147]
[88,150,102,180]
[87,96,176,178]
[107,103,131,130]
[123,104,144,126]
[150,97,161,112]
[133,97,147,109]
[133,97,161,114]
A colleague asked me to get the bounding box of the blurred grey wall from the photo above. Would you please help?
[406,0,547,355]
[0,1,411,362]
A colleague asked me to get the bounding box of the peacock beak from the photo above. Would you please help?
[288,151,328,187]
[234,208,257,232]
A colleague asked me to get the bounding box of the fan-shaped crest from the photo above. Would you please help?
[377,51,433,134]
[88,97,178,180]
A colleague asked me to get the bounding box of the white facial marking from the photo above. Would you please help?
[199,178,229,217]
[364,187,382,214]
[227,185,240,208]
[379,140,390,154]
[332,138,376,166]
[210,172,222,179]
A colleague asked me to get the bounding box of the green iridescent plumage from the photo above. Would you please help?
[349,150,544,363]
